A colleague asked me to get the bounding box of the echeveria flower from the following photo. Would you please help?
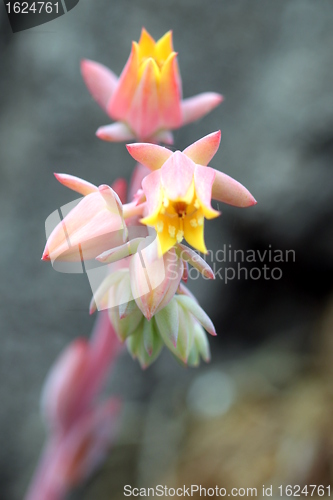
[81,28,223,143]
[126,131,257,254]
[42,174,144,263]
[130,237,184,319]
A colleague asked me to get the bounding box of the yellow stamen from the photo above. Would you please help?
[176,230,184,243]
[190,218,198,227]
[168,225,176,238]
[198,216,204,226]
[156,221,164,233]
[194,199,200,209]
[160,206,166,214]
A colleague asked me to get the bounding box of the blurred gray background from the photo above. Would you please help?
[1,1,333,499]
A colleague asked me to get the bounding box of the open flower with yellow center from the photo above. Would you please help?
[127,131,257,255]
[139,155,219,254]
[81,28,222,143]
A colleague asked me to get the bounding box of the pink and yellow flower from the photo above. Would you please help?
[126,131,257,255]
[81,28,223,143]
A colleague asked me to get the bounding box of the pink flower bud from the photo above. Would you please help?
[81,29,223,143]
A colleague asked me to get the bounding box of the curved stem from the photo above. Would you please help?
[123,200,146,219]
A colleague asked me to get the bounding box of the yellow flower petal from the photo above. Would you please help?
[156,213,180,255]
[140,212,160,226]
[183,209,208,254]
[200,204,220,220]
[138,57,160,81]
[155,31,174,66]
[138,28,156,60]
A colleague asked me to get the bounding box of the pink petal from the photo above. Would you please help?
[183,131,221,166]
[182,261,189,282]
[141,170,162,216]
[129,239,154,317]
[159,52,182,129]
[108,42,139,120]
[212,170,257,207]
[131,239,182,319]
[176,243,215,280]
[156,249,183,313]
[81,59,118,113]
[89,269,128,314]
[97,238,144,264]
[54,173,98,196]
[181,92,223,126]
[161,151,195,201]
[126,143,172,171]
[194,165,220,219]
[96,122,135,142]
[127,58,160,139]
[98,184,123,214]
[43,192,126,262]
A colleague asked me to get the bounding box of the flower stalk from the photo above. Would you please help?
[35,26,258,500]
